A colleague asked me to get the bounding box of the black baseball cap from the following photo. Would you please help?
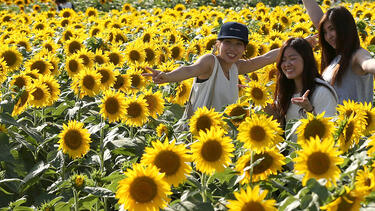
[217,22,249,45]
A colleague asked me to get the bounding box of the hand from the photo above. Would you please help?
[141,67,168,84]
[291,90,314,112]
[305,34,319,49]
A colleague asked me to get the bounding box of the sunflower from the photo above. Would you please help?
[113,74,131,93]
[37,75,60,106]
[116,164,171,211]
[0,45,23,72]
[72,174,85,189]
[224,101,249,127]
[0,124,7,133]
[12,88,30,116]
[237,113,283,152]
[321,187,365,211]
[10,74,32,92]
[227,185,277,211]
[156,123,169,138]
[106,46,125,67]
[143,89,165,119]
[96,64,119,90]
[189,107,224,136]
[89,26,102,37]
[337,100,366,122]
[244,41,259,59]
[124,41,145,65]
[236,148,285,184]
[99,89,126,123]
[191,127,234,175]
[296,112,335,146]
[65,54,84,78]
[245,81,270,107]
[0,58,9,84]
[71,67,102,98]
[25,55,52,75]
[11,33,31,52]
[58,120,91,159]
[123,95,150,127]
[75,48,94,68]
[64,37,84,55]
[143,43,158,66]
[354,166,375,194]
[169,42,185,60]
[85,7,98,17]
[141,139,191,186]
[127,69,146,94]
[28,81,51,108]
[294,137,343,187]
[93,49,109,65]
[360,102,375,135]
[173,79,192,105]
[337,114,365,152]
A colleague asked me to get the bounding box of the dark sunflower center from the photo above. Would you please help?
[32,87,44,101]
[154,150,180,176]
[129,50,140,62]
[246,44,256,58]
[115,34,126,43]
[252,152,273,174]
[281,17,288,24]
[94,55,105,64]
[130,75,141,88]
[18,41,27,49]
[61,20,69,27]
[241,202,265,211]
[45,44,53,52]
[105,97,120,114]
[171,47,180,59]
[337,195,355,211]
[83,75,95,90]
[365,111,372,129]
[64,31,73,41]
[2,50,17,67]
[250,126,266,142]
[229,106,246,123]
[14,77,26,89]
[307,152,330,175]
[91,28,100,36]
[345,110,354,118]
[35,24,44,30]
[365,178,372,187]
[79,55,90,66]
[144,95,156,112]
[251,87,263,100]
[269,68,277,80]
[68,60,79,73]
[98,69,110,84]
[114,75,124,89]
[178,85,186,97]
[127,102,142,118]
[145,48,155,62]
[18,91,29,107]
[130,176,157,203]
[206,39,216,50]
[64,130,83,150]
[31,60,47,74]
[303,119,326,140]
[143,34,151,43]
[201,140,222,162]
[196,115,212,133]
[68,41,81,54]
[88,11,96,17]
[109,53,120,65]
[344,122,354,144]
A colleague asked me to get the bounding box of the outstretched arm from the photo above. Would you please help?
[142,54,213,84]
[354,48,375,74]
[237,48,279,75]
[302,0,324,28]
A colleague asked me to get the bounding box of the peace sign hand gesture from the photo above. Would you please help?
[291,90,314,112]
[142,67,169,84]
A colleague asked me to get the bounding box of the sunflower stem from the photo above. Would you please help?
[73,188,79,211]
[201,173,209,202]
[99,117,105,173]
[249,150,254,188]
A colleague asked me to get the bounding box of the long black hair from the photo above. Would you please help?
[274,37,321,117]
[319,6,360,85]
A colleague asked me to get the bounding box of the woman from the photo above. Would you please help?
[55,0,75,12]
[302,0,375,104]
[144,22,279,117]
[271,37,337,125]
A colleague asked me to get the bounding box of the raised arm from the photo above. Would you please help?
[354,48,375,74]
[143,54,213,84]
[302,0,324,28]
[237,48,279,75]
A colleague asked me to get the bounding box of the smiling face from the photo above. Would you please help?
[323,20,337,49]
[281,47,304,81]
[217,39,245,63]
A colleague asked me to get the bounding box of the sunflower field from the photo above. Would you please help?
[1,0,375,210]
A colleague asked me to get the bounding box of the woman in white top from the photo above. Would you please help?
[144,22,279,117]
[270,37,337,126]
[302,0,375,104]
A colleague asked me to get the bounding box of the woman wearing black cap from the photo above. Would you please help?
[144,22,279,117]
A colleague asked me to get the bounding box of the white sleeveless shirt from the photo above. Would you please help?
[189,54,239,112]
